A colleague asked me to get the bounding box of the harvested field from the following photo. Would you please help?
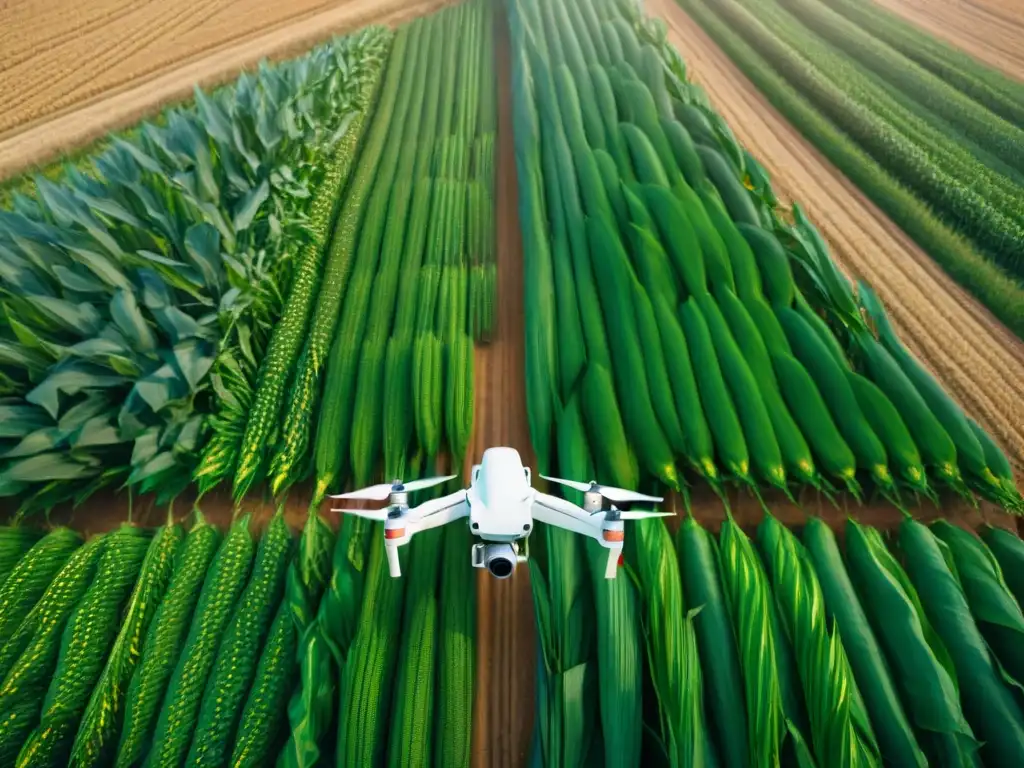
[0,0,451,179]
[876,0,1024,80]
[0,0,438,136]
[649,0,1024,481]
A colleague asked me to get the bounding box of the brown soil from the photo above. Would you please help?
[0,0,335,135]
[875,0,1024,81]
[467,9,537,765]
[648,0,1024,485]
[0,0,452,180]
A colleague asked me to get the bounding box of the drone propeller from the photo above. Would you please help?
[329,508,391,521]
[540,475,664,505]
[615,510,674,520]
[404,475,459,493]
[328,474,457,501]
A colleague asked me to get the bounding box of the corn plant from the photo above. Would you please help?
[0,28,392,513]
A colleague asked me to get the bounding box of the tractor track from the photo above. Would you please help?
[875,0,1024,81]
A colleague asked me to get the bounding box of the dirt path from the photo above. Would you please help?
[875,0,1024,81]
[648,0,1024,482]
[467,8,536,766]
[0,0,451,181]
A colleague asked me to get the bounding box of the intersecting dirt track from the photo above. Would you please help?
[466,9,536,766]
[876,0,1024,81]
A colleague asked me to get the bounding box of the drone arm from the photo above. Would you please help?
[532,493,604,541]
[605,549,621,579]
[409,491,470,533]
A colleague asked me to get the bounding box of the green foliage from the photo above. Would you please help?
[678,0,1024,339]
[0,28,392,512]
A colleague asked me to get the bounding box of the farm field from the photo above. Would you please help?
[678,0,1024,348]
[0,0,452,180]
[0,0,445,138]
[878,0,1024,80]
[2,0,1024,766]
[651,0,1024,477]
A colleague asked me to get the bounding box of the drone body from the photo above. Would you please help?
[329,447,670,579]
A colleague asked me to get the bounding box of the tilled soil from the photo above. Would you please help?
[0,0,338,137]
[875,0,1024,81]
[467,10,536,765]
[0,0,452,179]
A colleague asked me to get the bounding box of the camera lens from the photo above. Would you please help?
[487,556,514,578]
[483,543,517,579]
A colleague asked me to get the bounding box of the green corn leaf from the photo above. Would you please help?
[27,363,127,419]
[900,519,1024,764]
[2,427,64,459]
[1,451,98,482]
[932,521,1024,687]
[758,514,879,767]
[0,403,51,439]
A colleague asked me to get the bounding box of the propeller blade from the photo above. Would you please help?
[330,507,390,521]
[540,474,593,493]
[328,483,394,501]
[617,510,674,520]
[599,487,664,504]
[541,474,663,505]
[403,475,458,493]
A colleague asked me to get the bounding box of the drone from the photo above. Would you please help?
[328,446,671,580]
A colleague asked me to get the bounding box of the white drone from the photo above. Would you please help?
[328,446,671,580]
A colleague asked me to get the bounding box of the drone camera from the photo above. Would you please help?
[472,542,521,579]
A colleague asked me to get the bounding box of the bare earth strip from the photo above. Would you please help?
[875,0,1024,81]
[963,0,1024,31]
[467,9,537,766]
[648,0,1024,480]
[0,0,452,180]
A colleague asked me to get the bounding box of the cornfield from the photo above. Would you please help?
[0,0,1022,765]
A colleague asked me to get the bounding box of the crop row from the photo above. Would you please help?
[822,0,1024,130]
[0,28,391,511]
[679,0,1024,337]
[0,1,499,765]
[514,0,1021,518]
[0,0,497,514]
[0,488,475,767]
[510,0,1024,763]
